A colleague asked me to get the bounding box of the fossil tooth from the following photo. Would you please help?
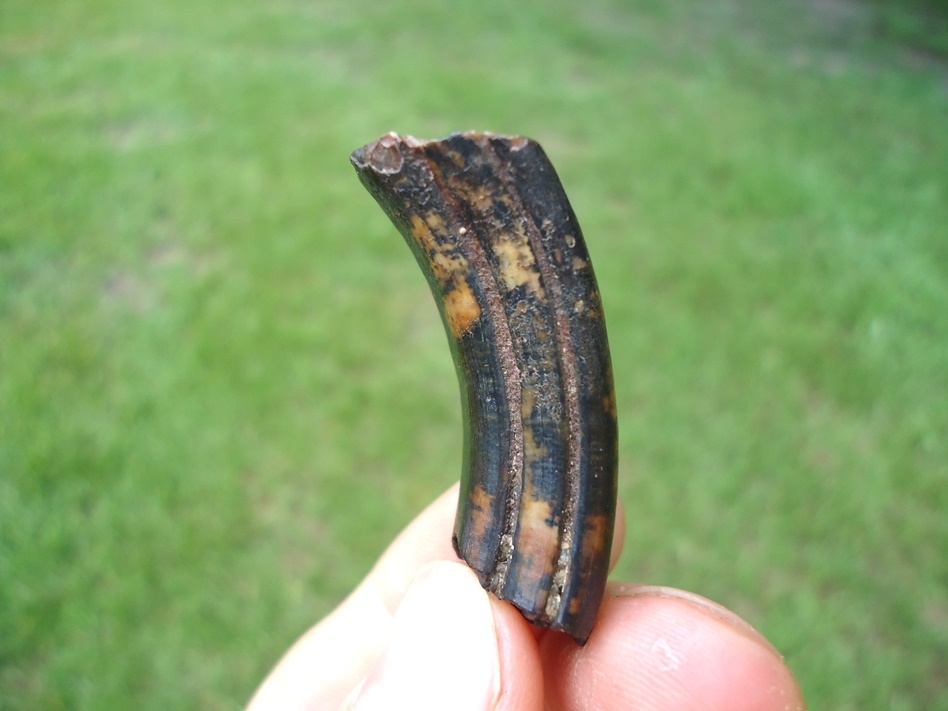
[351,131,618,644]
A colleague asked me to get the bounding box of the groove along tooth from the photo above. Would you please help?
[351,131,618,644]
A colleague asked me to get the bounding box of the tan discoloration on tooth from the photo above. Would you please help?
[467,485,494,543]
[409,214,465,283]
[493,236,545,297]
[449,174,545,299]
[467,184,497,213]
[523,426,548,461]
[462,484,497,573]
[580,513,609,568]
[443,281,481,337]
[425,211,447,233]
[565,514,611,616]
[521,388,535,420]
[409,214,482,337]
[603,392,617,419]
[515,494,559,607]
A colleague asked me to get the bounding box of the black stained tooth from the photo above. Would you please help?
[351,131,618,644]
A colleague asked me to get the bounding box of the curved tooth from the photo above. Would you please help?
[351,131,617,644]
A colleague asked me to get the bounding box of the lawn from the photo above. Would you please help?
[1,0,946,708]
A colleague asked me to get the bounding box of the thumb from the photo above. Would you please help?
[342,561,542,711]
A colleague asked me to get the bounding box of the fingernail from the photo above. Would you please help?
[344,561,501,711]
[608,583,783,658]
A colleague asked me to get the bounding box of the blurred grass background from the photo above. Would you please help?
[2,0,947,708]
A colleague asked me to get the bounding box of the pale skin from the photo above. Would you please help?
[247,483,806,710]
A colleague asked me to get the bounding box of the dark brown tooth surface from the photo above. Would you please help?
[351,131,617,644]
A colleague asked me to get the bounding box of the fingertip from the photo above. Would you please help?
[540,587,805,711]
[489,596,545,711]
[346,561,500,710]
[346,561,545,711]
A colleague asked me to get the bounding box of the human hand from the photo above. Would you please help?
[246,483,805,710]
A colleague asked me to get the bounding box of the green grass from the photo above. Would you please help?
[2,0,946,708]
